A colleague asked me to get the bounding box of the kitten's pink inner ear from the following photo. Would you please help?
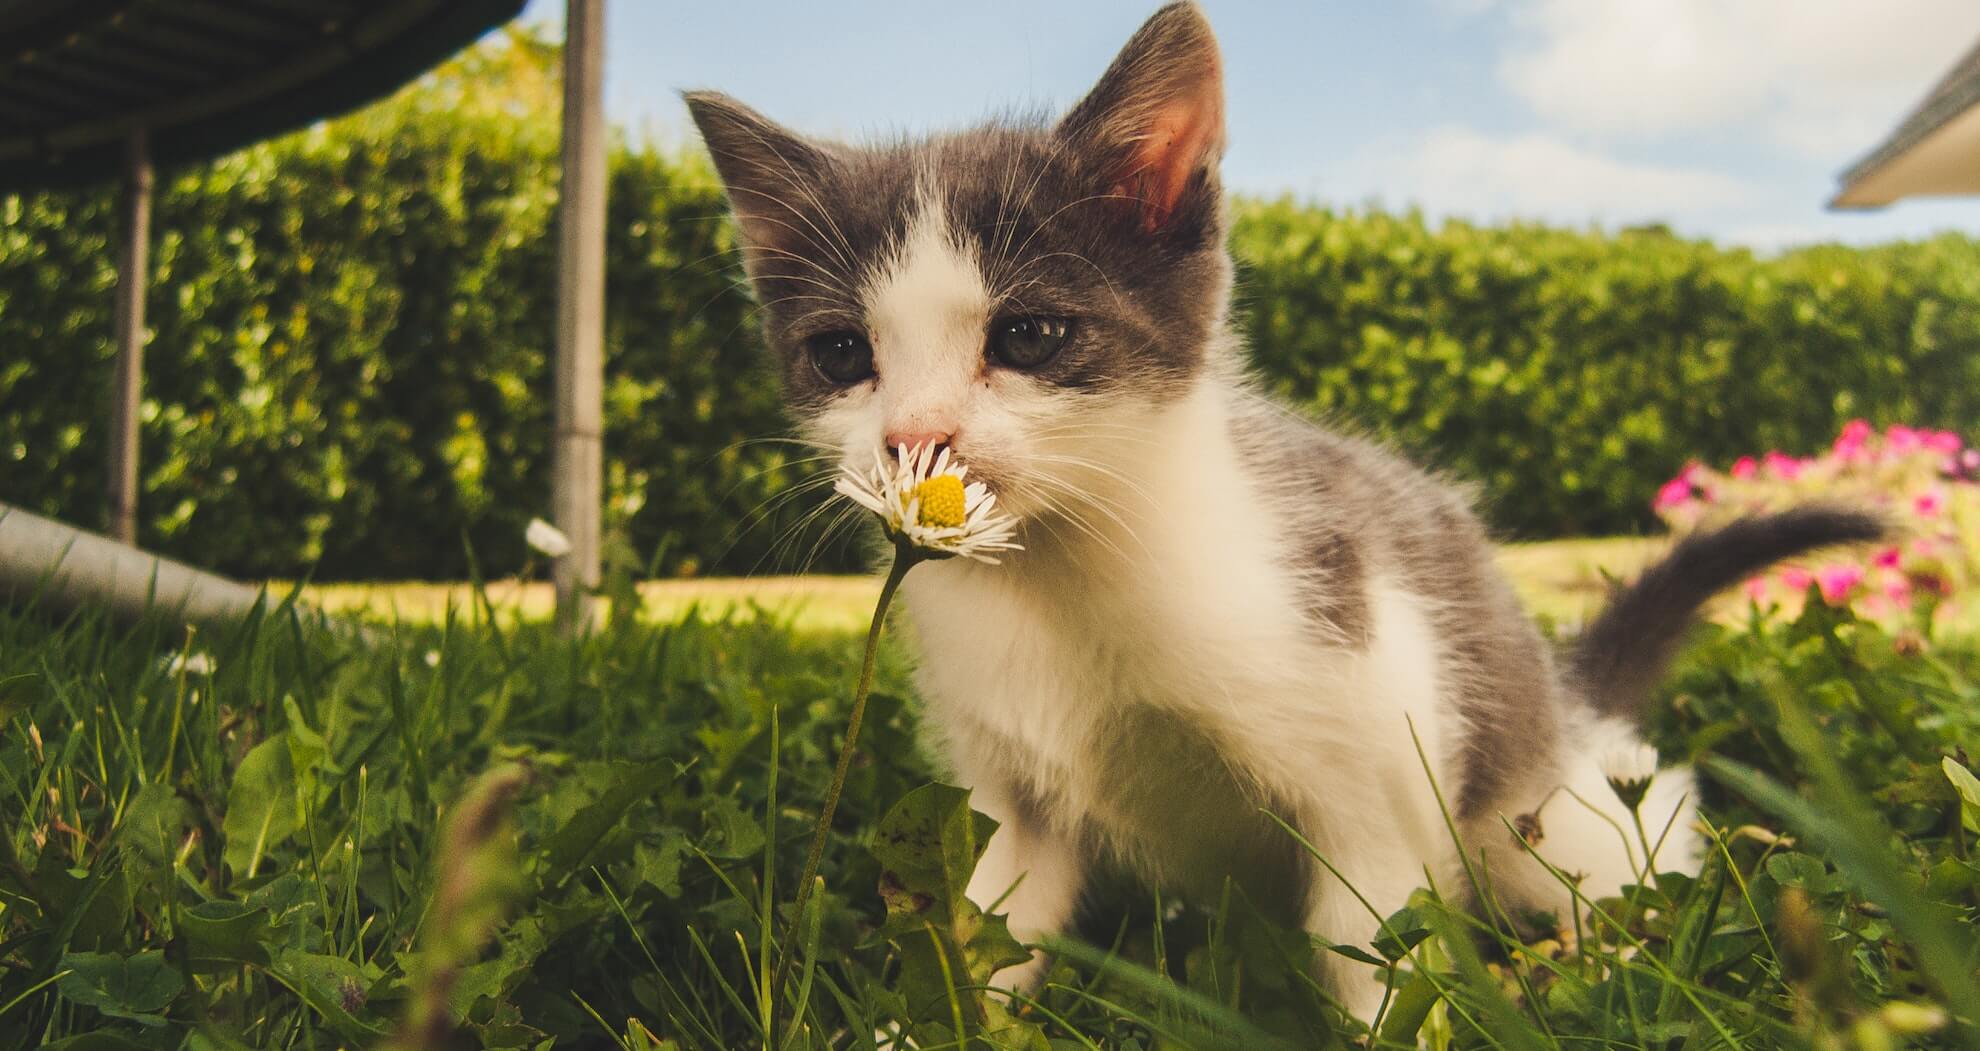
[1116,86,1224,231]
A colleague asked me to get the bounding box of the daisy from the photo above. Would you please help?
[162,652,215,676]
[834,443,1021,564]
[525,517,573,558]
[1601,742,1660,811]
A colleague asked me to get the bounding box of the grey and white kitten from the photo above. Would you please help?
[687,3,1878,1019]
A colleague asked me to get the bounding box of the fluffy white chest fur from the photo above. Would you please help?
[907,378,1453,877]
[899,379,1693,1013]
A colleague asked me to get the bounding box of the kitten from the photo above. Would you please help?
[686,3,1879,1019]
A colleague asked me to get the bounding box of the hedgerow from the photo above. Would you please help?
[4,30,1976,578]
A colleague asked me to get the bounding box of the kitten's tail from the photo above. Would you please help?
[1571,506,1886,719]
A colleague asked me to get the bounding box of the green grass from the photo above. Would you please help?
[5,567,1980,1049]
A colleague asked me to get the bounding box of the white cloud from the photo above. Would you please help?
[1498,0,1980,158]
[1338,126,1758,225]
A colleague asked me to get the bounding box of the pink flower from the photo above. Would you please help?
[1926,429,1964,454]
[1744,576,1769,601]
[1763,450,1806,481]
[1915,489,1946,517]
[1883,573,1913,607]
[1730,456,1758,480]
[1873,546,1902,569]
[1780,567,1813,592]
[1963,449,1980,471]
[1886,424,1921,455]
[1653,476,1694,512]
[1816,564,1864,604]
[1834,419,1874,460]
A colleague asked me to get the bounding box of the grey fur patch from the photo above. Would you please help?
[1230,397,1566,817]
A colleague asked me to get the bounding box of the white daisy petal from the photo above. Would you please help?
[835,442,1024,564]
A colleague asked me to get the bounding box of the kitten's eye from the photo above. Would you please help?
[805,330,875,385]
[986,316,1072,370]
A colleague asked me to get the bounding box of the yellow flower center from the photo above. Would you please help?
[913,475,967,528]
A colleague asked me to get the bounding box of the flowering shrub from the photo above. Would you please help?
[1654,421,1978,624]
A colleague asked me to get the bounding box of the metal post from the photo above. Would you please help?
[0,502,263,626]
[552,0,607,632]
[108,130,152,546]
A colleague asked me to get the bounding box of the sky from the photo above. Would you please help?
[514,0,1980,251]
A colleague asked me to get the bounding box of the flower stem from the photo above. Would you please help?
[771,540,916,1031]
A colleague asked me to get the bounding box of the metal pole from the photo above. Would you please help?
[108,129,152,546]
[0,502,263,626]
[552,0,607,633]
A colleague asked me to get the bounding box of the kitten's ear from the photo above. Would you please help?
[683,91,833,265]
[1057,3,1225,232]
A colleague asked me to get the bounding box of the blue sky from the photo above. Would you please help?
[516,1,1980,250]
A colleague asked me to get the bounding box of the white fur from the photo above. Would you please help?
[805,176,1697,1024]
[1486,715,1701,927]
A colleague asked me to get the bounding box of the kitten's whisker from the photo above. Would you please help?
[748,491,855,578]
[1000,249,1129,314]
[1016,478,1142,565]
[1032,494,1136,567]
[790,503,865,579]
[718,477,844,567]
[1023,454,1160,505]
[711,133,861,274]
[708,186,857,279]
[1034,478,1147,554]
[994,192,1141,296]
[722,470,841,533]
[988,131,1079,288]
[734,123,865,276]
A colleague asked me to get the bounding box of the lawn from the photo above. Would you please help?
[297,536,1672,634]
[5,546,1979,1049]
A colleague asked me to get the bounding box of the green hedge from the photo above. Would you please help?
[1231,205,1980,536]
[4,41,1977,579]
[1,52,825,581]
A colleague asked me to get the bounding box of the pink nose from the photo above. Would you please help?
[886,430,952,460]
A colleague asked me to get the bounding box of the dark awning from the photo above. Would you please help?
[1832,37,1980,209]
[0,0,526,192]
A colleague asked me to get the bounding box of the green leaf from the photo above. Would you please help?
[869,782,994,914]
[1763,852,1834,895]
[223,737,298,877]
[1325,942,1386,967]
[178,901,273,969]
[268,949,388,1042]
[1370,905,1432,962]
[698,794,764,859]
[633,832,686,897]
[868,784,1033,1044]
[57,950,184,1025]
[1942,756,1980,834]
[534,760,678,889]
[1377,970,1442,1046]
[118,782,193,866]
[41,1035,153,1051]
[283,695,336,787]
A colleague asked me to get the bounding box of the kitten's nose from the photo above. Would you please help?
[886,430,953,462]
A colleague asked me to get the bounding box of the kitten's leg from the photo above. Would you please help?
[1481,718,1703,927]
[1302,841,1432,1026]
[963,781,1086,994]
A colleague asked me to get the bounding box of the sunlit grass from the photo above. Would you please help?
[9,540,1977,1047]
[296,536,1668,632]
